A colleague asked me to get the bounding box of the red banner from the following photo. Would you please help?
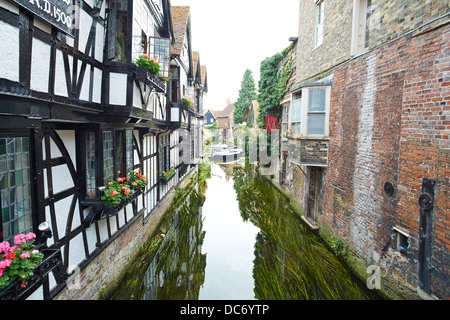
[265,116,278,131]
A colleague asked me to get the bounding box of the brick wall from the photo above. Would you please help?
[320,20,449,299]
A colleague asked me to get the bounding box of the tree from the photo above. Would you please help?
[234,69,257,124]
[257,43,294,128]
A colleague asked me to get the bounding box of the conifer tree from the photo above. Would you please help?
[233,69,257,124]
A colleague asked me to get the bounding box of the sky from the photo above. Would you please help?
[170,0,300,111]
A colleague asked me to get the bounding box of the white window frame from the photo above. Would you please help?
[301,86,330,137]
[315,0,325,48]
[281,101,291,138]
[291,91,302,136]
[351,0,369,55]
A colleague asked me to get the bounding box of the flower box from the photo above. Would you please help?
[160,169,176,184]
[1,241,62,300]
[135,66,165,92]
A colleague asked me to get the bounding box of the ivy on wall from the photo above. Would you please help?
[256,43,295,128]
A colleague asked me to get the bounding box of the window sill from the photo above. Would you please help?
[312,43,323,52]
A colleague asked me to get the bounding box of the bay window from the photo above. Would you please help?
[289,86,330,137]
[102,129,134,184]
[307,88,327,135]
[149,36,171,79]
[291,92,302,135]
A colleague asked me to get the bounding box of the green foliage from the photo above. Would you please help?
[234,69,257,124]
[101,180,130,206]
[331,239,348,258]
[257,44,295,128]
[160,167,176,179]
[0,233,44,289]
[204,122,217,130]
[135,54,161,76]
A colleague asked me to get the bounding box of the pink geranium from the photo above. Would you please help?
[0,232,44,289]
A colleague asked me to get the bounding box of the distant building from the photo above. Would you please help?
[216,104,235,143]
[203,110,220,126]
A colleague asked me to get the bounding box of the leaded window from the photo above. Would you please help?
[0,137,32,243]
[125,130,134,173]
[149,37,171,79]
[85,132,97,198]
[103,131,114,183]
[159,135,170,174]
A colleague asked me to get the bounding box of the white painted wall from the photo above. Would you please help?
[0,20,19,82]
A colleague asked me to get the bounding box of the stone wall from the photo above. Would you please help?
[295,0,450,84]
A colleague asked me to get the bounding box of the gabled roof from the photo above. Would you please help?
[201,65,208,92]
[193,51,201,85]
[218,104,235,118]
[171,6,191,57]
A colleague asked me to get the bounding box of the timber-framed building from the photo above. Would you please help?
[0,0,207,300]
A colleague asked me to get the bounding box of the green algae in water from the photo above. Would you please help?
[108,163,210,300]
[231,165,380,300]
[108,161,380,300]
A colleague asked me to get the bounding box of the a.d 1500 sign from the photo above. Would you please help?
[13,0,75,35]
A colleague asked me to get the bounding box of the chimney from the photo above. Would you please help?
[226,97,231,105]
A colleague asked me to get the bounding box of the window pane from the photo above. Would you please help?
[291,99,302,122]
[149,37,171,78]
[309,89,326,112]
[307,114,325,135]
[292,123,302,135]
[125,130,133,173]
[0,137,32,243]
[115,131,123,177]
[86,132,96,198]
[103,131,114,183]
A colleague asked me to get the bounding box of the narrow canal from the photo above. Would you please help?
[108,161,380,300]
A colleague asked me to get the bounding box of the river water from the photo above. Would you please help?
[108,161,380,300]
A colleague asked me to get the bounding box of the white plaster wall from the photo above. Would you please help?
[109,72,127,105]
[54,49,71,97]
[78,60,90,101]
[95,21,104,62]
[0,20,19,82]
[77,9,92,55]
[30,37,51,92]
[92,67,102,103]
[0,0,19,14]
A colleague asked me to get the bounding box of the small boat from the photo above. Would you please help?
[208,144,242,162]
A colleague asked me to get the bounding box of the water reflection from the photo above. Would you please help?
[198,164,259,299]
[108,165,210,300]
[109,161,380,300]
[231,163,379,299]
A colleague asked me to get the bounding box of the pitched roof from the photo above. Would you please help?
[201,65,208,92]
[210,110,221,118]
[171,6,190,57]
[218,104,235,118]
